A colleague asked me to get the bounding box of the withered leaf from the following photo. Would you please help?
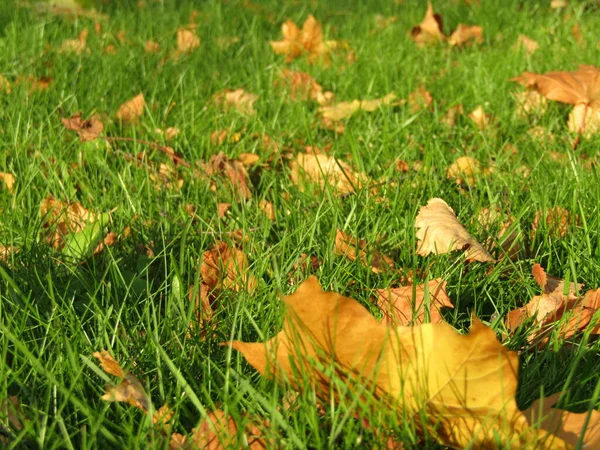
[116,93,145,123]
[448,24,483,47]
[334,229,394,273]
[415,198,494,262]
[213,89,258,116]
[0,172,15,194]
[176,28,200,54]
[61,112,104,142]
[201,241,258,293]
[410,2,445,47]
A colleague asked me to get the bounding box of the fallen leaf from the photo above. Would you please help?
[376,278,453,325]
[408,85,433,113]
[448,24,483,47]
[61,112,104,141]
[514,90,548,118]
[318,92,397,122]
[410,2,445,47]
[201,241,258,294]
[213,89,258,116]
[468,105,493,130]
[59,28,89,54]
[259,200,276,221]
[93,350,150,412]
[217,203,231,218]
[274,69,327,102]
[568,103,600,137]
[231,276,576,448]
[176,28,200,54]
[289,150,367,195]
[415,198,494,262]
[270,15,340,64]
[0,172,15,194]
[116,93,145,123]
[144,40,160,53]
[334,229,394,273]
[441,104,463,126]
[203,152,252,200]
[532,206,577,239]
[446,156,485,186]
[155,127,180,140]
[150,163,183,190]
[40,196,97,249]
[516,34,540,54]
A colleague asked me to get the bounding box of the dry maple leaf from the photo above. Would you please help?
[270,15,340,64]
[415,198,494,262]
[93,350,151,411]
[213,89,258,116]
[116,93,145,123]
[0,172,15,194]
[448,24,483,47]
[231,276,581,448]
[61,112,104,142]
[334,229,394,273]
[410,2,445,47]
[376,278,453,326]
[201,240,258,294]
[289,150,367,195]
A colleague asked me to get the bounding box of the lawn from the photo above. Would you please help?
[1,0,600,448]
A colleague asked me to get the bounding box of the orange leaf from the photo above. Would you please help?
[61,112,104,142]
[410,2,445,47]
[201,241,258,293]
[334,229,394,273]
[448,24,483,47]
[116,93,145,123]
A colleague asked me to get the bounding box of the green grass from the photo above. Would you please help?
[1,0,600,448]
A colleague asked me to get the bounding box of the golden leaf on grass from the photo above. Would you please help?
[259,200,276,221]
[155,127,180,140]
[441,104,464,127]
[318,92,397,122]
[408,85,433,113]
[568,103,600,137]
[0,172,15,194]
[477,207,523,260]
[334,229,394,273]
[231,276,581,448]
[446,156,487,186]
[289,150,367,195]
[274,69,331,103]
[532,206,577,239]
[571,24,585,45]
[177,28,200,53]
[415,198,494,262]
[213,89,258,116]
[201,241,258,294]
[516,34,540,54]
[448,24,483,47]
[40,196,95,249]
[270,15,341,64]
[514,90,548,117]
[116,93,145,123]
[170,410,268,450]
[59,29,89,54]
[61,112,104,142]
[376,278,453,326]
[410,2,445,47]
[93,350,150,412]
[468,105,493,130]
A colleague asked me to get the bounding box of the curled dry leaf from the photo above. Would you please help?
[410,2,445,47]
[217,203,231,218]
[116,93,145,123]
[448,24,483,47]
[415,198,494,262]
[212,89,258,116]
[270,15,341,64]
[289,150,367,195]
[334,229,394,273]
[0,172,15,194]
[376,278,453,326]
[61,112,104,142]
[203,152,252,200]
[516,34,540,55]
[231,276,585,449]
[201,240,258,294]
[93,350,151,412]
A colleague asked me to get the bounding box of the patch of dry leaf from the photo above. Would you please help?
[62,112,104,142]
[411,3,483,48]
[334,230,394,273]
[212,89,258,116]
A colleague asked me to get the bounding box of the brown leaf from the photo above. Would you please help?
[376,278,453,325]
[532,206,577,239]
[274,69,325,102]
[0,172,15,194]
[176,28,200,54]
[213,89,258,116]
[201,241,258,293]
[59,29,89,54]
[512,65,600,109]
[516,34,540,54]
[61,112,104,142]
[144,40,160,53]
[410,2,445,47]
[568,104,600,137]
[40,196,97,250]
[116,93,145,123]
[441,104,464,126]
[318,92,397,122]
[415,198,494,262]
[446,156,485,186]
[334,229,394,273]
[204,152,252,200]
[468,105,493,130]
[514,90,548,118]
[258,200,276,221]
[448,24,483,47]
[230,276,572,448]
